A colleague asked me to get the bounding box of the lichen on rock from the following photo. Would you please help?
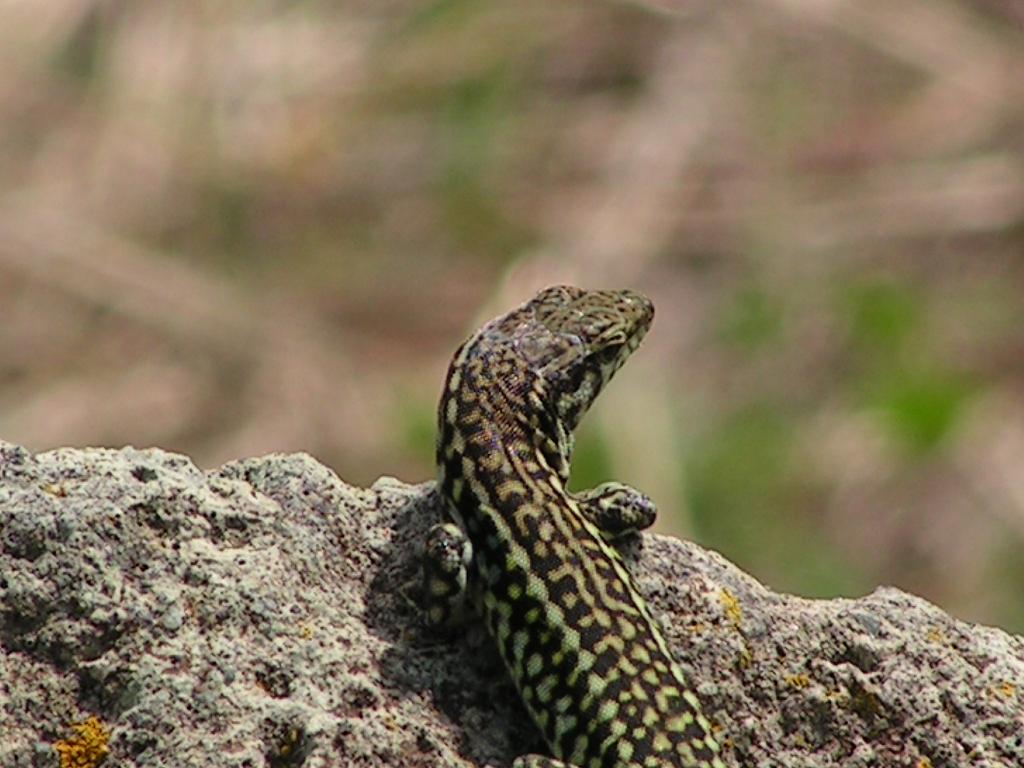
[1,440,1022,767]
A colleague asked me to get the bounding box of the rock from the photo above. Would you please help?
[0,440,1022,767]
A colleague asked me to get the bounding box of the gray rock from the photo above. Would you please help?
[1,440,1022,767]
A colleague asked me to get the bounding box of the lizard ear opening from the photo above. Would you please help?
[514,325,586,377]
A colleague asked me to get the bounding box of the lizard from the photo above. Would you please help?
[423,285,727,768]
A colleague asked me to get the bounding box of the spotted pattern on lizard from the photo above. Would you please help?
[425,285,727,768]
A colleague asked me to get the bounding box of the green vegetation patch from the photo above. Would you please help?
[686,404,865,598]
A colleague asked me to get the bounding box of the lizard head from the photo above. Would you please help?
[507,285,654,431]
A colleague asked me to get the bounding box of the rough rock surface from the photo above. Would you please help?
[0,439,1022,768]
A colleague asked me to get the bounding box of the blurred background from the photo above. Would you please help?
[1,0,1023,632]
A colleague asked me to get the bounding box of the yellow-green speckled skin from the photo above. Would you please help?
[435,286,726,768]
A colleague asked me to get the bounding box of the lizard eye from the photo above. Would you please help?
[598,329,628,348]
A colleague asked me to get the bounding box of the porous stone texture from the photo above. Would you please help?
[0,439,1022,768]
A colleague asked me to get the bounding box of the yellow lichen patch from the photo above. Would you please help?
[784,673,811,689]
[924,627,946,644]
[54,717,110,768]
[719,588,742,628]
[990,681,1017,700]
[917,758,934,768]
[43,482,68,497]
[737,646,753,669]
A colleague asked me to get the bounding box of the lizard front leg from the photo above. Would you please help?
[573,481,657,539]
[421,522,472,626]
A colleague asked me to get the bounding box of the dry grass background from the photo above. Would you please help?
[2,0,1023,631]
